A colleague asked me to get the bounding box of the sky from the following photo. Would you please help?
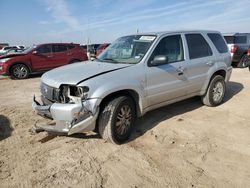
[0,0,250,46]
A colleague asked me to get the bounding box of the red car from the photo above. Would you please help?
[0,43,88,79]
[96,43,110,57]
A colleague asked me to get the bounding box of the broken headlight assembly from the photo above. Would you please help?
[60,85,89,103]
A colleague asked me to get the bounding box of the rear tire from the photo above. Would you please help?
[97,96,136,144]
[10,64,30,79]
[201,75,226,107]
[237,54,250,68]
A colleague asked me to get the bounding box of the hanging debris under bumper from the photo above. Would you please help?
[32,96,99,135]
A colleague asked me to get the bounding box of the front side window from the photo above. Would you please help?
[149,35,184,64]
[208,33,228,53]
[98,35,156,64]
[37,45,52,54]
[186,34,212,59]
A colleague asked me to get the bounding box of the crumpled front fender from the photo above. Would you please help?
[32,96,101,135]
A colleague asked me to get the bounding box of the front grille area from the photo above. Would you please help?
[40,82,60,102]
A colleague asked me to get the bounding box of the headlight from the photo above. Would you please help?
[0,58,11,63]
[69,86,89,99]
[60,85,89,103]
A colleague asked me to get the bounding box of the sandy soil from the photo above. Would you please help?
[0,69,250,188]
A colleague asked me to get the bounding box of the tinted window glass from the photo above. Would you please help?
[208,33,228,53]
[235,36,247,44]
[37,45,51,54]
[68,45,75,49]
[224,36,234,44]
[224,36,247,44]
[186,34,212,59]
[52,44,68,52]
[151,35,184,64]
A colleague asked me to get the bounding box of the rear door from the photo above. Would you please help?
[145,34,188,107]
[184,33,214,94]
[51,44,69,67]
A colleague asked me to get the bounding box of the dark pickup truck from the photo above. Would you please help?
[223,33,250,68]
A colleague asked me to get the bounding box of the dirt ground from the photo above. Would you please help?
[0,68,250,188]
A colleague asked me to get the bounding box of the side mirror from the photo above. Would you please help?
[151,55,168,66]
[32,50,38,55]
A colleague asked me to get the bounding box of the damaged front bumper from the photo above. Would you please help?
[32,96,100,135]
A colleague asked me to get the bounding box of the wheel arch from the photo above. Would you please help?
[98,89,142,117]
[200,69,227,96]
[8,61,32,74]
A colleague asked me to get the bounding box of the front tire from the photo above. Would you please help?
[202,75,226,106]
[10,64,30,79]
[98,96,136,144]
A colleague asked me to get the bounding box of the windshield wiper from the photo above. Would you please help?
[101,58,119,63]
[95,57,103,62]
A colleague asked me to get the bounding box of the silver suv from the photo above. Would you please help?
[32,30,232,144]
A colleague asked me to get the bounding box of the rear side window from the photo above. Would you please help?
[208,33,228,53]
[185,34,212,59]
[235,36,247,44]
[150,35,184,63]
[68,45,75,49]
[52,44,68,53]
[224,36,247,44]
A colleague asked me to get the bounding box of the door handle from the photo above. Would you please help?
[206,61,215,66]
[176,66,185,75]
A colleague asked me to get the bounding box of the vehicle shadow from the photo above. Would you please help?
[224,81,244,102]
[29,72,44,78]
[0,115,13,141]
[128,81,244,143]
[128,97,202,143]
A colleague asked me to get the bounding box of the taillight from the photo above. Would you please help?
[230,44,238,53]
[247,48,250,56]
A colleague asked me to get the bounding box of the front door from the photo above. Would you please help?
[31,44,56,70]
[145,34,188,107]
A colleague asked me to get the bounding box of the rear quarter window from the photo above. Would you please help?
[208,33,228,53]
[52,44,68,53]
[68,45,75,49]
[185,34,212,59]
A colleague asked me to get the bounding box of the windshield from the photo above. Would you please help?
[97,35,156,64]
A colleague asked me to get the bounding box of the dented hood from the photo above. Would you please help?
[41,61,131,88]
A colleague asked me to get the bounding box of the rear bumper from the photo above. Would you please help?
[32,96,99,135]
